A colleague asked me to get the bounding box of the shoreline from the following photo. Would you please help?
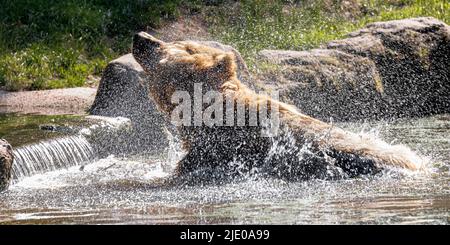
[0,87,97,115]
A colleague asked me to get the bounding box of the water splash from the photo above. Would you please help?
[340,121,432,171]
[262,127,345,180]
[11,135,96,181]
[162,127,185,173]
[1,115,447,225]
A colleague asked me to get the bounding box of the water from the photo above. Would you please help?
[11,136,95,181]
[0,113,88,147]
[0,114,448,224]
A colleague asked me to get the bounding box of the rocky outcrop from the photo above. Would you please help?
[0,139,13,192]
[90,54,156,119]
[258,49,385,121]
[258,17,450,121]
[89,54,170,154]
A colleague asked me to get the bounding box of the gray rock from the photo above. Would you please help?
[257,49,385,121]
[90,54,158,119]
[89,54,170,154]
[258,17,450,121]
[0,139,13,192]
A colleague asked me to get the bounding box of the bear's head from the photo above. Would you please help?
[132,32,239,114]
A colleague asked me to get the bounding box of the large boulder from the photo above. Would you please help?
[257,49,385,121]
[258,17,450,121]
[90,54,159,120]
[0,139,13,192]
[89,54,170,154]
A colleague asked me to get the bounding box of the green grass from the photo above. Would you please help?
[0,0,448,90]
[0,0,201,91]
[207,0,449,69]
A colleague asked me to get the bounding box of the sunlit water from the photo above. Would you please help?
[0,115,448,224]
[11,135,95,181]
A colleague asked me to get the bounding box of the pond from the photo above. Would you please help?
[0,113,92,147]
[0,113,448,224]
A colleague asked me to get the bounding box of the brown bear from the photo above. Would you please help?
[132,32,427,185]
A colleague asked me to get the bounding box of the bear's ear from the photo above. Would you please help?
[212,52,237,78]
[132,32,166,71]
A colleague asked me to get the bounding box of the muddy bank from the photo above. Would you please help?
[0,87,96,115]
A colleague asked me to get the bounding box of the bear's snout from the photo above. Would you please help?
[132,32,164,71]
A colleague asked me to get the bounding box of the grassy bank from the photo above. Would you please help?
[0,0,448,91]
[208,0,449,68]
[0,0,200,91]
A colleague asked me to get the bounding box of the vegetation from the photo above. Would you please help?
[0,0,448,91]
[209,0,449,68]
[0,0,200,90]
